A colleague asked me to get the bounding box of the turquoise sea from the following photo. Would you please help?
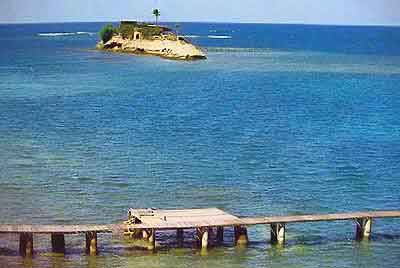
[0,22,400,267]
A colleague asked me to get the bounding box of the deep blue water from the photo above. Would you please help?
[0,22,400,267]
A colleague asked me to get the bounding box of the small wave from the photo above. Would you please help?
[76,31,96,35]
[38,32,75,36]
[38,32,95,37]
[206,47,271,52]
[208,35,232,39]
[183,35,200,38]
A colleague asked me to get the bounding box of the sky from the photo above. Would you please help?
[1,0,399,26]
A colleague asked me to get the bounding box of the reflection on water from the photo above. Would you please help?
[1,232,400,267]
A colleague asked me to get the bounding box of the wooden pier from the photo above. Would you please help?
[1,208,399,256]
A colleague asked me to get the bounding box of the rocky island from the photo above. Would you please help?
[96,21,206,60]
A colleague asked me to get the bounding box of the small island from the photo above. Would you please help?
[96,21,207,60]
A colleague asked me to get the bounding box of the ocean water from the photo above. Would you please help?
[0,22,400,267]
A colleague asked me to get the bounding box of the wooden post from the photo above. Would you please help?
[177,229,184,246]
[19,233,33,257]
[356,217,372,240]
[148,229,156,251]
[271,223,285,244]
[234,226,248,245]
[202,228,209,249]
[85,232,98,255]
[142,229,149,240]
[51,233,65,253]
[216,226,224,244]
[197,227,209,249]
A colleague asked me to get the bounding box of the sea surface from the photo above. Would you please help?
[0,22,400,267]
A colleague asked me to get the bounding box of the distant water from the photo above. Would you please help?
[0,22,400,268]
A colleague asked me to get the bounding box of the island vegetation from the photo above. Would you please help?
[99,24,116,43]
[97,17,206,60]
[96,9,206,60]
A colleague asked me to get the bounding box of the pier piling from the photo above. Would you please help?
[356,217,372,240]
[197,227,209,249]
[85,232,98,255]
[51,233,65,253]
[177,228,184,246]
[216,226,224,243]
[270,223,285,244]
[142,229,150,240]
[19,232,33,257]
[147,229,156,250]
[234,226,249,245]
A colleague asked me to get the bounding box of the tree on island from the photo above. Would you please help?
[153,9,160,25]
[99,24,115,43]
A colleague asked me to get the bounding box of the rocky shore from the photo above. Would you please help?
[97,34,206,60]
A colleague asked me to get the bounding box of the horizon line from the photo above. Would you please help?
[1,19,400,28]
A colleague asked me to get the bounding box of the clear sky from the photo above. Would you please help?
[1,0,399,26]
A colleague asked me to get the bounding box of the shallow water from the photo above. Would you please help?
[0,22,400,267]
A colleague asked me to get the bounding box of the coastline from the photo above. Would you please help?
[96,35,207,60]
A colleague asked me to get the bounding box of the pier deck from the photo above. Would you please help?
[1,209,399,256]
[127,208,243,229]
[241,210,400,225]
[0,224,115,234]
[1,210,399,234]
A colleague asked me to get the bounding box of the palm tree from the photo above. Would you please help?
[153,9,160,25]
[175,24,180,36]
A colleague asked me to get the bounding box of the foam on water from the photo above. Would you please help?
[38,32,95,36]
[183,35,232,39]
[183,35,201,38]
[207,35,232,39]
